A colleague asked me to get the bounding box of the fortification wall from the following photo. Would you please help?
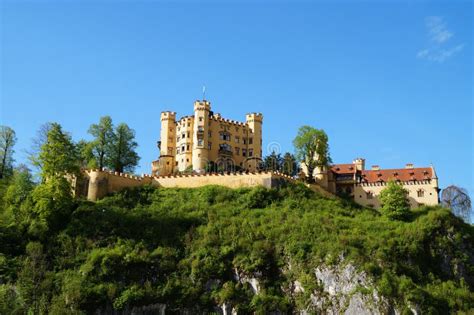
[82,170,293,201]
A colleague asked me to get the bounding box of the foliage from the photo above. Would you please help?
[107,123,140,173]
[88,116,114,169]
[0,182,472,313]
[2,165,35,225]
[263,151,282,172]
[442,185,472,223]
[293,126,331,182]
[281,152,298,176]
[36,122,80,179]
[379,180,411,220]
[77,139,98,169]
[0,125,17,179]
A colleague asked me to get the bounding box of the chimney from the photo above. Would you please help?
[371,165,380,171]
[405,163,414,169]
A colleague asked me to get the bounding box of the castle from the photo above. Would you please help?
[152,100,263,176]
[77,98,440,208]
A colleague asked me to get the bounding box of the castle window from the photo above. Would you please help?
[187,132,190,138]
[249,149,253,157]
[186,159,189,162]
[181,146,185,152]
[242,149,247,157]
[169,128,173,132]
[243,139,247,145]
[219,132,231,141]
[198,126,204,132]
[208,131,212,137]
[208,142,212,149]
[186,144,190,151]
[198,139,203,146]
[167,162,169,165]
[176,137,180,142]
[199,116,203,122]
[176,161,178,166]
[417,189,424,197]
[366,191,374,199]
[249,138,253,145]
[235,147,240,155]
[182,133,185,139]
[187,123,190,127]
[176,148,180,154]
[235,136,240,143]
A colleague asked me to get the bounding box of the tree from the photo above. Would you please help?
[263,151,282,172]
[107,123,140,173]
[27,123,53,172]
[379,181,410,220]
[36,123,80,179]
[0,126,17,179]
[76,140,98,169]
[441,185,472,223]
[88,116,114,169]
[293,126,331,182]
[3,165,35,225]
[281,153,298,177]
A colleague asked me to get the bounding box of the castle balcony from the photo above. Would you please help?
[218,148,233,157]
[197,129,205,138]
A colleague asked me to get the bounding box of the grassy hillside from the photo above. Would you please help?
[1,183,473,314]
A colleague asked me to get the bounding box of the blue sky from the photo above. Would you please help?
[1,1,472,200]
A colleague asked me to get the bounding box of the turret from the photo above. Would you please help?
[353,158,365,171]
[192,100,211,172]
[245,113,263,170]
[160,111,176,156]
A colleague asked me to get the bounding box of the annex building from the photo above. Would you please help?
[311,159,440,209]
[152,100,263,176]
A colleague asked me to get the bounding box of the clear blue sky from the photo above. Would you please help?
[1,1,472,199]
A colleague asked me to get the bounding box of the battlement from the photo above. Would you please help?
[161,111,176,121]
[80,169,293,201]
[246,112,263,123]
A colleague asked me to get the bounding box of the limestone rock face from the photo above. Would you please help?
[296,263,399,315]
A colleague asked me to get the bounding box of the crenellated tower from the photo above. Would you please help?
[192,100,211,173]
[245,113,263,171]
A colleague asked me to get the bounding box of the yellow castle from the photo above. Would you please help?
[152,100,263,176]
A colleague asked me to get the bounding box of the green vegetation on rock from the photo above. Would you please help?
[1,181,472,314]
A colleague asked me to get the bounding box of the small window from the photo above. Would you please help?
[249,149,253,157]
[249,138,253,145]
[243,139,247,145]
[208,142,212,149]
[198,154,201,157]
[199,117,203,122]
[186,144,190,150]
[187,123,190,127]
[242,149,247,157]
[235,136,240,143]
[177,148,180,154]
[181,146,185,152]
[186,159,189,162]
[208,131,212,137]
[198,139,203,146]
[175,161,178,166]
[182,133,185,139]
[235,147,240,155]
[187,132,190,138]
[366,191,374,199]
[417,189,424,198]
[169,128,173,132]
[166,162,170,165]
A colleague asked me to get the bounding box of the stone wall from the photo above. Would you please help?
[79,169,293,201]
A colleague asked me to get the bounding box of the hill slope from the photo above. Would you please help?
[1,183,473,314]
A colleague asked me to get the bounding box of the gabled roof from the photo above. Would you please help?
[360,167,433,183]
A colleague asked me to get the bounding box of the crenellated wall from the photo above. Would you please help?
[78,169,294,201]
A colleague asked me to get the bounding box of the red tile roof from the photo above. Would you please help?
[361,167,433,183]
[331,164,356,174]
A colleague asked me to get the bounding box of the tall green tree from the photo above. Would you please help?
[88,116,114,169]
[281,153,298,176]
[27,123,53,172]
[36,123,80,179]
[293,126,331,182]
[107,123,140,173]
[0,126,17,179]
[76,139,98,169]
[263,151,282,172]
[379,181,411,220]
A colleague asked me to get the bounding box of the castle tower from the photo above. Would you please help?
[157,111,176,175]
[353,158,365,171]
[245,113,263,171]
[192,100,211,173]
